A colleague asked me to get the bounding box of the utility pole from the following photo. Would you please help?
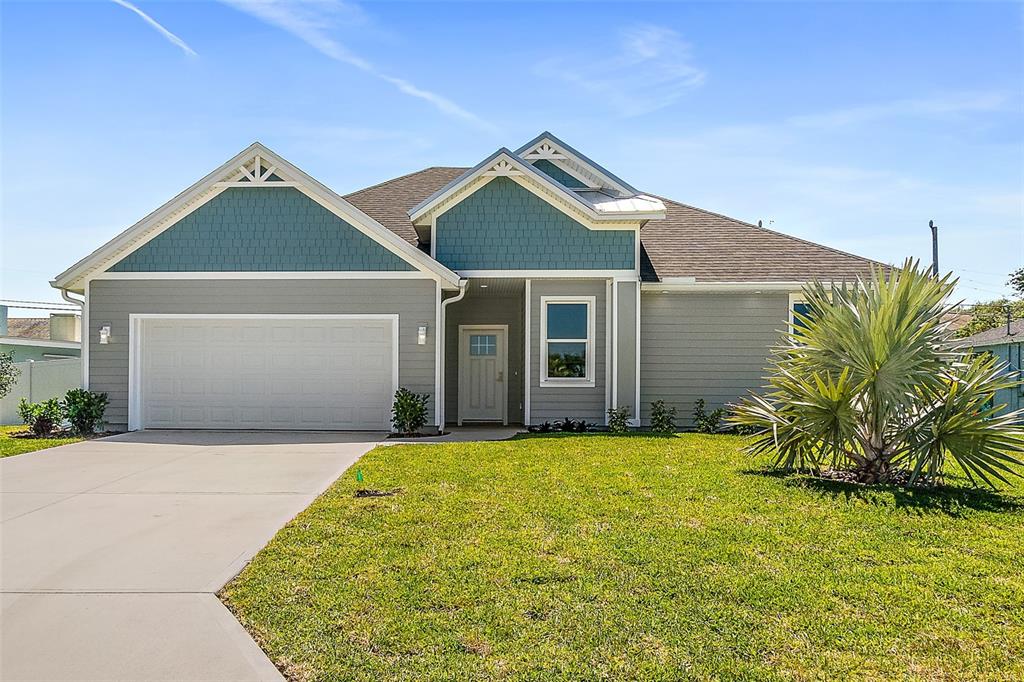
[929,220,939,277]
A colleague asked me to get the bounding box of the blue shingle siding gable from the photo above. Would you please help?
[434,177,635,271]
[108,187,415,272]
[531,159,587,189]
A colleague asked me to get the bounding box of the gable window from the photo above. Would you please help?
[540,296,595,386]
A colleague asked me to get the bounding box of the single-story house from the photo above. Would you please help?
[0,306,81,362]
[957,319,1023,416]
[51,133,882,432]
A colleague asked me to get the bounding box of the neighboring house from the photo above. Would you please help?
[0,306,81,363]
[50,133,882,432]
[957,320,1024,416]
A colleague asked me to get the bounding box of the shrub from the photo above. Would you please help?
[692,399,725,434]
[0,350,20,399]
[607,406,631,433]
[18,398,64,436]
[732,259,1024,487]
[391,388,429,435]
[649,400,677,434]
[554,417,590,433]
[527,421,555,433]
[63,389,108,435]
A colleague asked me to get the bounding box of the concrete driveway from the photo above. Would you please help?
[1,430,381,681]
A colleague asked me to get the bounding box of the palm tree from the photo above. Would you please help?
[732,260,1023,487]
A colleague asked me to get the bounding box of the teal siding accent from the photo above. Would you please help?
[108,187,415,272]
[435,177,635,270]
[532,159,587,188]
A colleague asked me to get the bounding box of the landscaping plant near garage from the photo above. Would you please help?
[732,259,1024,487]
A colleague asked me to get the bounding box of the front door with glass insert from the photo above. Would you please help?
[458,326,507,424]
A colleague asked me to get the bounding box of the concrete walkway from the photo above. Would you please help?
[1,430,381,681]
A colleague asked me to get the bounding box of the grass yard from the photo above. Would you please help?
[223,434,1024,681]
[0,425,83,458]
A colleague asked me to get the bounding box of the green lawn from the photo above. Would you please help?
[0,425,83,458]
[223,434,1024,681]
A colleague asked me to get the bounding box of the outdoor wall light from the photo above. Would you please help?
[99,323,111,344]
[417,324,428,345]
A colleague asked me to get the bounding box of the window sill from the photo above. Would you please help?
[539,379,596,388]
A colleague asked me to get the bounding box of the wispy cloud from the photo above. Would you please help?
[111,0,197,57]
[536,24,706,117]
[788,92,1010,130]
[218,0,495,132]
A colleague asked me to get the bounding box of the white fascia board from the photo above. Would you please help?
[515,131,639,196]
[53,143,462,291]
[52,143,263,291]
[641,281,808,293]
[409,149,657,229]
[88,271,439,280]
[458,270,637,280]
[0,337,81,349]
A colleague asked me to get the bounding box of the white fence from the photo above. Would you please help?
[1,359,82,425]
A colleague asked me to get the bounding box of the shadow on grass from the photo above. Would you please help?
[742,468,1024,517]
[512,431,736,440]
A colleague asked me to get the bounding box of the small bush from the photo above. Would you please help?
[693,399,726,434]
[527,421,555,433]
[63,389,108,435]
[391,388,429,435]
[18,398,64,436]
[607,406,631,433]
[649,400,677,433]
[555,417,590,433]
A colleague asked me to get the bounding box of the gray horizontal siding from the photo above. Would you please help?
[444,290,524,424]
[640,293,787,427]
[87,279,437,430]
[529,279,607,424]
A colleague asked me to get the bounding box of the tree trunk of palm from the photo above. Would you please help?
[854,450,893,484]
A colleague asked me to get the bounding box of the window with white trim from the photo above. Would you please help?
[540,296,595,386]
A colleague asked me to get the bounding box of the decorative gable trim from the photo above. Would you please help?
[51,143,462,292]
[515,132,639,196]
[409,150,662,232]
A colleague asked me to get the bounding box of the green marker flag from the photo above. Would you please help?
[356,469,364,483]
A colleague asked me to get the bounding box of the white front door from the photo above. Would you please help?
[458,326,507,424]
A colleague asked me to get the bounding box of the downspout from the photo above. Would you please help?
[438,279,468,429]
[58,288,86,390]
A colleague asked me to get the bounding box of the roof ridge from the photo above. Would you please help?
[344,166,468,198]
[654,195,890,271]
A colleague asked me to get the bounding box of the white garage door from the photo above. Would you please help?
[134,316,396,430]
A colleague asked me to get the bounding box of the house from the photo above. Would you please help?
[957,319,1023,416]
[50,133,882,432]
[0,305,81,362]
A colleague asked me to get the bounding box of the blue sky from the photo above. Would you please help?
[2,0,1021,306]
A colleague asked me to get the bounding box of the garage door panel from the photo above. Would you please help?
[138,317,395,430]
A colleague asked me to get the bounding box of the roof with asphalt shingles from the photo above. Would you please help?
[344,167,884,283]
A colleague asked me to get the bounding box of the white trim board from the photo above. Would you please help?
[52,142,461,292]
[538,295,597,388]
[459,270,637,280]
[523,280,531,424]
[90,271,437,281]
[409,149,663,229]
[126,313,400,432]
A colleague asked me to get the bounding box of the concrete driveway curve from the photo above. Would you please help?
[1,430,381,681]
